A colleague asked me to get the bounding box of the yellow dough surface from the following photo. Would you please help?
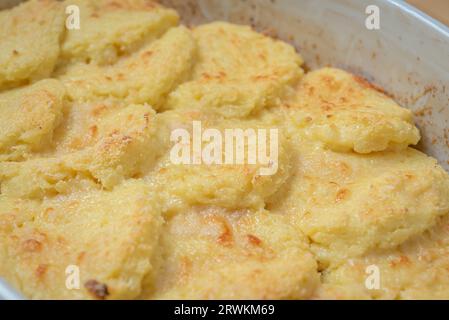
[0,0,448,300]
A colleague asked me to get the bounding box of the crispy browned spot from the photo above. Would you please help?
[89,125,98,138]
[202,72,227,81]
[77,251,86,264]
[43,207,55,217]
[22,239,42,252]
[389,255,411,268]
[335,188,349,203]
[35,264,48,279]
[105,1,122,9]
[353,75,392,98]
[91,104,108,117]
[217,221,233,247]
[252,74,275,81]
[141,50,153,58]
[320,75,340,90]
[247,234,262,246]
[85,279,109,300]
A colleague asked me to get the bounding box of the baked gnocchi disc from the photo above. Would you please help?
[0,0,448,300]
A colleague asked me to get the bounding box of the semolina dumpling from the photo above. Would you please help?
[58,0,179,67]
[0,0,449,300]
[0,79,66,161]
[0,0,65,90]
[143,207,319,299]
[165,22,304,118]
[61,26,196,107]
[0,180,163,299]
[283,68,420,153]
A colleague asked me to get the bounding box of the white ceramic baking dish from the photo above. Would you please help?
[0,0,448,300]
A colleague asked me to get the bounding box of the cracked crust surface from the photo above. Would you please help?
[0,0,448,300]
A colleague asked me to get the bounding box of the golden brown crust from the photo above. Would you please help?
[0,1,448,300]
[0,0,65,90]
